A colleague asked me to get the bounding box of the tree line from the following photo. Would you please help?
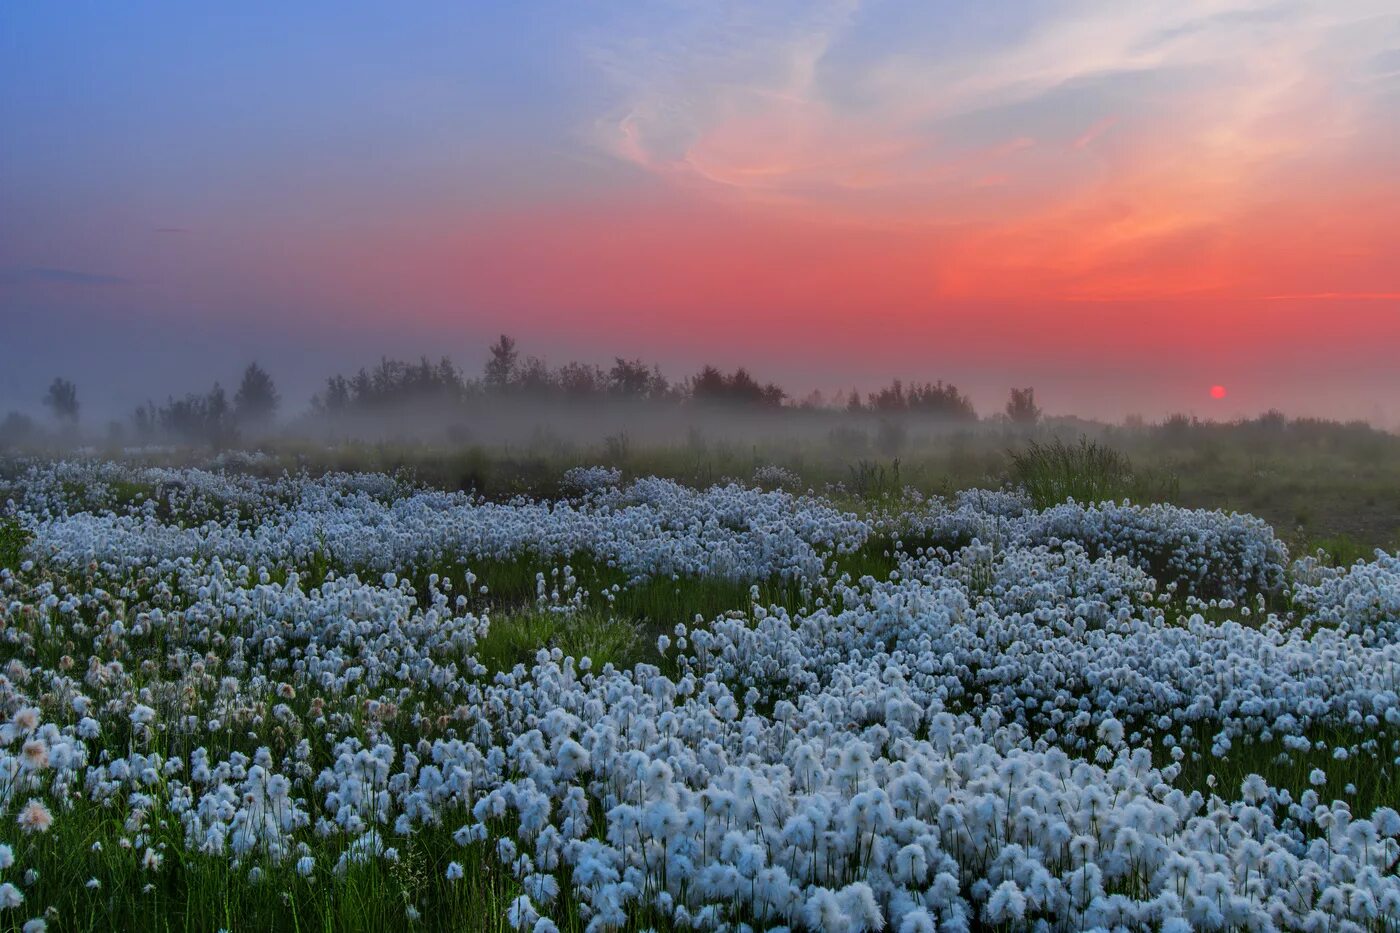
[4,335,1052,446]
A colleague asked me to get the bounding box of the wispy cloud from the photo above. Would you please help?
[581,0,1400,299]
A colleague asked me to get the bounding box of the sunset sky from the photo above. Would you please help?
[3,2,1399,422]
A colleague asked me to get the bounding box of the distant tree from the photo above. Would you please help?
[436,357,463,393]
[132,401,158,441]
[690,365,728,401]
[309,357,464,414]
[608,358,669,400]
[206,382,229,426]
[726,369,772,406]
[349,368,374,404]
[732,368,784,407]
[907,380,976,421]
[43,377,79,424]
[143,382,234,447]
[515,355,555,395]
[485,335,518,392]
[312,375,352,414]
[868,379,908,412]
[689,366,785,407]
[557,361,606,399]
[866,379,975,420]
[233,362,280,426]
[1006,387,1041,425]
[0,411,39,447]
[845,389,864,413]
[1160,413,1194,438]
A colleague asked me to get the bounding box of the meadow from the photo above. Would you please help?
[0,434,1398,931]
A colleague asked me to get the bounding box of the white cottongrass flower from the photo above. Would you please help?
[1096,716,1125,748]
[985,880,1027,925]
[9,459,1400,931]
[16,800,52,834]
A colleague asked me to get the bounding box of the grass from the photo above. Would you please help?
[1299,533,1380,568]
[1162,725,1400,820]
[473,606,640,674]
[2,802,537,932]
[22,412,1400,549]
[464,541,901,675]
[1008,436,1183,509]
[0,516,28,572]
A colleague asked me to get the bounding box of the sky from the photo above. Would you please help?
[2,1,1399,424]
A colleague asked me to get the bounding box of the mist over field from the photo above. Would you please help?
[4,311,1400,429]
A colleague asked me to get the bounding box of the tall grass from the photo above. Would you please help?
[473,607,640,673]
[1010,436,1136,507]
[0,516,29,571]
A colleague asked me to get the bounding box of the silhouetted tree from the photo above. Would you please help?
[557,361,607,399]
[1161,413,1194,438]
[908,381,976,420]
[689,366,785,407]
[132,402,157,441]
[868,379,908,412]
[233,363,280,427]
[690,366,727,401]
[0,412,38,447]
[1006,387,1041,425]
[485,335,518,392]
[515,355,555,395]
[312,375,352,414]
[43,377,79,424]
[143,383,234,447]
[310,357,465,413]
[866,379,976,420]
[609,358,669,400]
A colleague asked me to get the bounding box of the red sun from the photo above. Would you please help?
[1209,385,1227,399]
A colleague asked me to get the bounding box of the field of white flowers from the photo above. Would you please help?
[0,457,1398,931]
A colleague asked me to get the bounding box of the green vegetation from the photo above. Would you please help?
[1009,436,1137,507]
[473,607,640,674]
[65,415,1387,553]
[0,516,29,572]
[1,450,1396,931]
[8,802,536,933]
